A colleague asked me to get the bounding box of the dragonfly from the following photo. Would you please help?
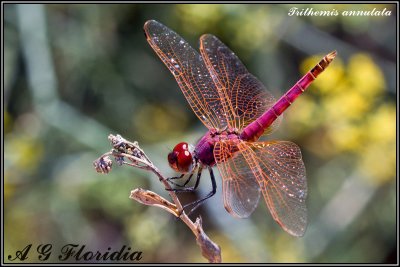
[144,20,336,237]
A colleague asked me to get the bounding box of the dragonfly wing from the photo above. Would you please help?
[200,34,282,134]
[216,139,307,236]
[243,140,308,236]
[214,140,261,218]
[144,20,227,130]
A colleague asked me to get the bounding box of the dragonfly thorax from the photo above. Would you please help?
[194,128,241,167]
[168,142,195,173]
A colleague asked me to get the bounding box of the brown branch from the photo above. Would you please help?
[93,134,221,263]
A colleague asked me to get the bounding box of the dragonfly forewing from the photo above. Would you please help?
[200,34,282,134]
[144,20,227,130]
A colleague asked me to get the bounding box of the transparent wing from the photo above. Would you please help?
[215,139,307,236]
[214,140,261,218]
[200,34,282,134]
[144,20,227,130]
[245,140,307,236]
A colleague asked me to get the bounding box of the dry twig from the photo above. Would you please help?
[93,134,221,263]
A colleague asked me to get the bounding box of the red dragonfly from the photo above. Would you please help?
[144,20,336,237]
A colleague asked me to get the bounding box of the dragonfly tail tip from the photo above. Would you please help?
[326,50,337,63]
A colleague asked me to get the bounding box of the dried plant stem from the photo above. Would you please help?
[93,134,221,263]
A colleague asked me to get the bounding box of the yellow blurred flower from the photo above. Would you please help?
[296,52,391,164]
[176,4,221,33]
[232,7,276,53]
[323,90,370,121]
[4,178,16,204]
[132,103,189,143]
[328,121,363,153]
[364,105,395,143]
[4,111,12,134]
[348,54,385,99]
[358,143,396,185]
[358,105,396,185]
[271,233,305,262]
[5,135,44,175]
[4,135,44,201]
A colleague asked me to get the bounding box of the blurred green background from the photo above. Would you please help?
[4,3,396,263]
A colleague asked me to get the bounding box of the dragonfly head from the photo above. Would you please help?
[168,142,194,173]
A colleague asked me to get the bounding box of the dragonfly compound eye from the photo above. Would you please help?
[168,142,193,173]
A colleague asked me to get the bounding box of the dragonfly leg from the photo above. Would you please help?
[183,167,216,216]
[166,173,194,188]
[166,173,185,186]
[166,166,202,192]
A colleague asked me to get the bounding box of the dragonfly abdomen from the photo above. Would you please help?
[240,51,337,142]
